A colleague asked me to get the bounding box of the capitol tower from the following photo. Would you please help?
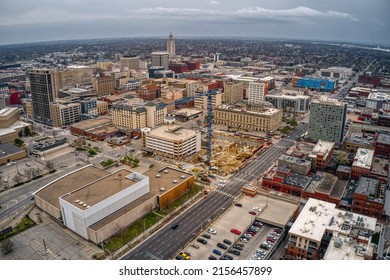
[167,32,175,57]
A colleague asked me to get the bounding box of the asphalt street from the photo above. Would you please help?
[123,123,308,260]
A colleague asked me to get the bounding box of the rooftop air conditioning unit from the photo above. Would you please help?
[181,175,186,179]
[156,174,161,178]
[173,180,178,183]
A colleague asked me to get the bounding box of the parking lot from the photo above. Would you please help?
[179,193,299,260]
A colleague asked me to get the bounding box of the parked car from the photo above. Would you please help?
[228,249,241,256]
[217,243,228,250]
[230,228,241,235]
[223,239,232,245]
[208,255,217,260]
[207,228,217,235]
[221,254,233,260]
[197,238,207,244]
[190,243,200,249]
[202,233,211,239]
[175,255,185,260]
[234,203,242,207]
[213,249,222,256]
[249,211,257,215]
[233,244,244,250]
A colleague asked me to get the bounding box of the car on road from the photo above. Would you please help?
[248,211,257,215]
[207,228,217,235]
[171,224,179,230]
[230,228,241,235]
[196,238,207,245]
[202,233,211,239]
[217,243,228,250]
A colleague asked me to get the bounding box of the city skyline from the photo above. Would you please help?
[0,0,389,45]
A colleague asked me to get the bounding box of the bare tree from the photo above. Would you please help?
[45,160,55,172]
[32,167,43,178]
[0,239,14,254]
[12,173,24,185]
[73,137,86,148]
[24,168,35,181]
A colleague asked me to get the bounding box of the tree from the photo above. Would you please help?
[12,173,24,185]
[0,239,14,254]
[73,137,86,148]
[45,160,55,172]
[32,167,43,178]
[24,126,31,137]
[52,129,58,141]
[88,148,97,155]
[336,151,350,165]
[14,138,24,147]
[24,168,35,181]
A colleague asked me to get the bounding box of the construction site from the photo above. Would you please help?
[195,131,272,176]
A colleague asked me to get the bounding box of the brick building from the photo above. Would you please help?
[308,140,335,171]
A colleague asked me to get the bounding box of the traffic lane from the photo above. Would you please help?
[126,192,232,259]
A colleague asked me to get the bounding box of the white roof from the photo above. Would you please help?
[309,140,334,156]
[290,198,377,243]
[352,148,374,169]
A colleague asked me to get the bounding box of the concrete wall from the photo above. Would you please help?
[35,196,62,220]
[87,195,157,244]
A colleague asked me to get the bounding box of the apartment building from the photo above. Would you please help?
[248,82,267,104]
[93,75,115,96]
[308,96,347,143]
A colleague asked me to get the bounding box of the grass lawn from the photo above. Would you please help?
[104,184,201,253]
[0,216,36,241]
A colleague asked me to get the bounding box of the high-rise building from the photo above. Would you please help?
[248,82,267,104]
[151,52,169,70]
[50,102,82,127]
[53,67,94,94]
[120,56,140,71]
[167,32,175,57]
[93,75,115,96]
[308,96,347,143]
[222,82,244,104]
[29,69,56,125]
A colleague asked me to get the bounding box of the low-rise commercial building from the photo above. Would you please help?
[34,165,194,244]
[308,140,335,171]
[374,132,390,159]
[293,76,338,92]
[143,125,201,159]
[0,107,32,143]
[50,102,81,127]
[277,154,311,175]
[351,148,374,179]
[70,117,119,141]
[213,104,282,132]
[352,176,384,218]
[0,142,27,165]
[287,198,377,260]
[344,132,375,154]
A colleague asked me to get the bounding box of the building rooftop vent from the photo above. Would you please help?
[164,169,169,174]
[156,174,161,178]
[78,201,84,205]
[173,179,178,183]
[180,175,186,179]
[75,199,80,203]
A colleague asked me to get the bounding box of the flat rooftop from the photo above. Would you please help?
[367,91,390,101]
[0,142,23,158]
[266,94,310,100]
[62,169,146,210]
[216,105,281,117]
[175,108,203,117]
[278,154,311,167]
[143,166,194,196]
[0,107,19,117]
[355,176,380,199]
[70,117,112,131]
[346,132,375,146]
[310,140,334,156]
[35,165,110,209]
[289,198,377,243]
[324,233,374,260]
[305,172,347,199]
[352,148,374,169]
[283,173,312,189]
[148,125,198,141]
[377,132,390,145]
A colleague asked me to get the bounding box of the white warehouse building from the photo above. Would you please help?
[59,171,149,240]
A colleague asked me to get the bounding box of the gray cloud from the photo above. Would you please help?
[0,0,388,45]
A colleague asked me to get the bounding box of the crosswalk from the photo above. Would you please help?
[214,189,236,199]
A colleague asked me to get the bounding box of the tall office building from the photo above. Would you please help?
[222,82,244,104]
[248,82,267,104]
[29,69,56,125]
[167,32,175,57]
[151,52,169,70]
[120,55,140,71]
[308,96,347,143]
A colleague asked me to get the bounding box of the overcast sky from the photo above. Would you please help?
[0,0,389,45]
